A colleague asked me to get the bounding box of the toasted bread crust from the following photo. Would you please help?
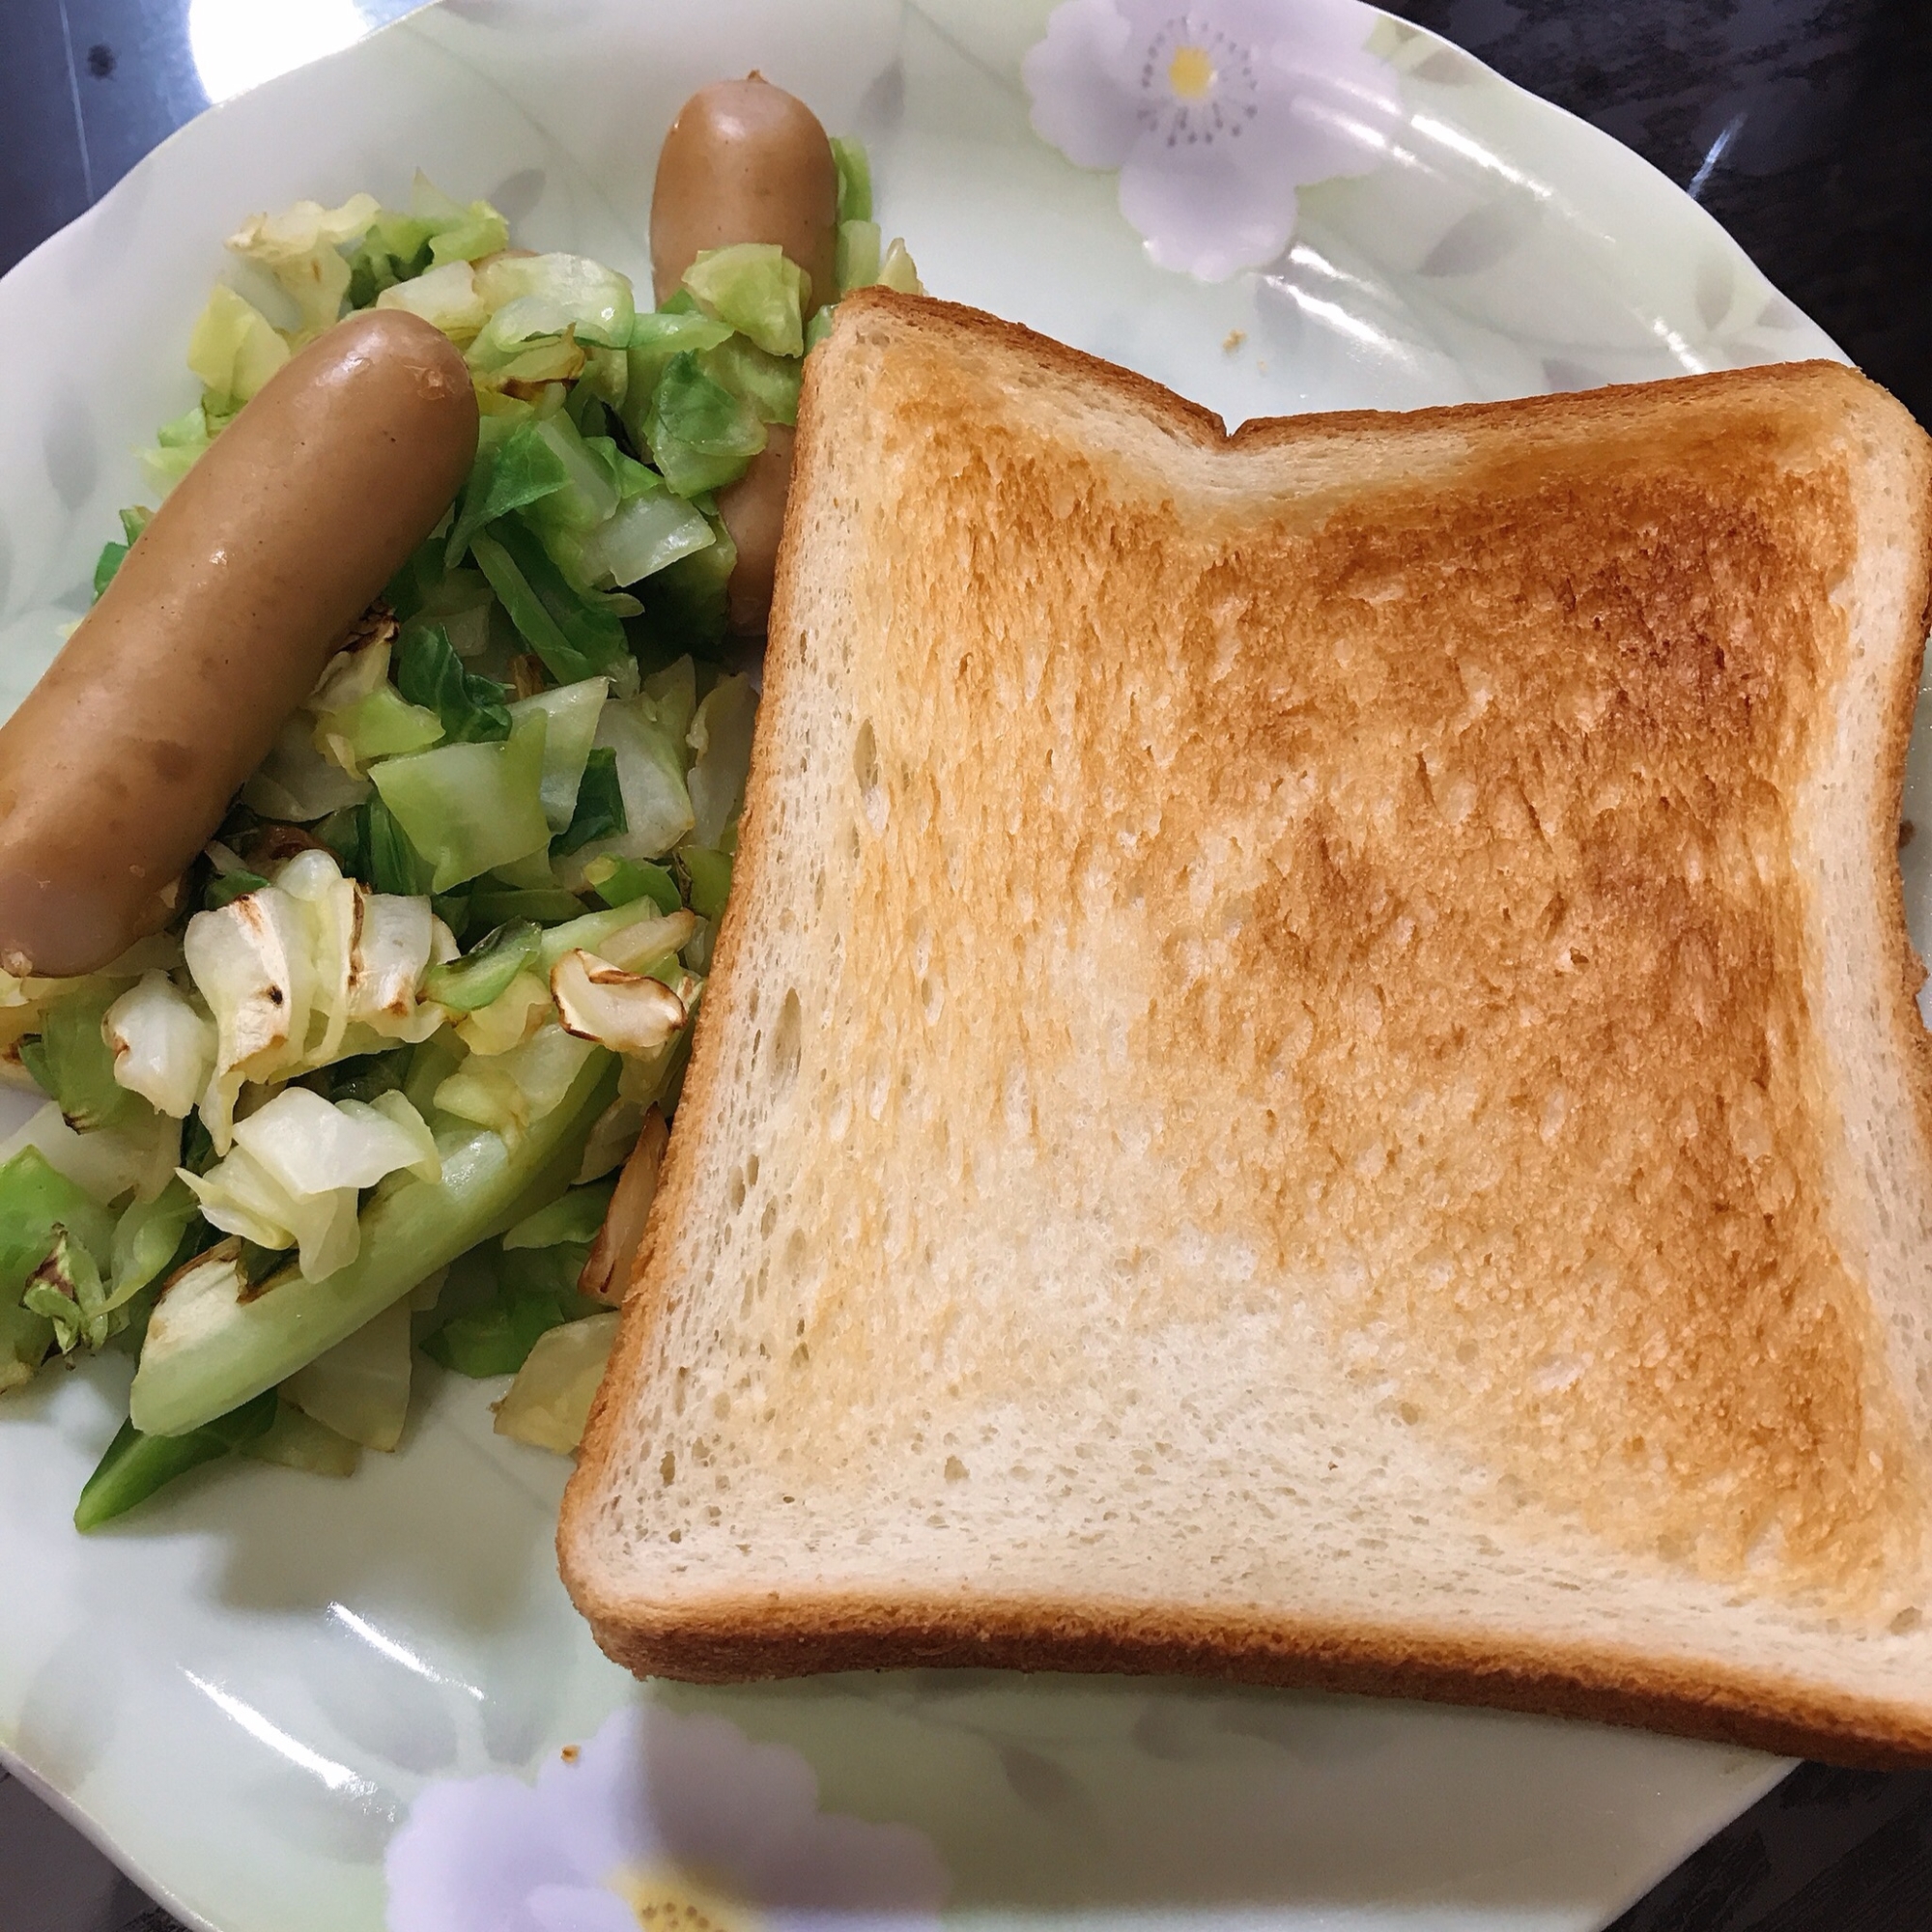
[575,1590,1932,1769]
[1876,569,1932,1158]
[564,293,1932,1766]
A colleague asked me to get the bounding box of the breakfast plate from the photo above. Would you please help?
[0,0,1879,1927]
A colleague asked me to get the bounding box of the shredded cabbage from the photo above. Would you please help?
[226,192,379,334]
[185,876,308,1136]
[879,237,923,295]
[308,625,394,714]
[369,712,552,892]
[682,242,810,356]
[575,492,715,590]
[183,852,440,1146]
[396,626,511,746]
[185,1088,437,1281]
[836,220,882,298]
[507,678,609,832]
[641,657,697,747]
[411,173,509,266]
[0,1147,119,1386]
[453,968,552,1058]
[699,333,801,427]
[575,1094,644,1183]
[642,352,765,497]
[136,404,213,498]
[539,904,698,976]
[473,251,637,351]
[501,1178,615,1251]
[243,712,372,821]
[686,673,758,848]
[426,920,541,1014]
[18,1226,109,1357]
[108,1177,198,1308]
[285,1297,413,1451]
[562,693,695,873]
[276,849,359,1068]
[552,748,626,856]
[104,972,215,1120]
[350,894,440,1034]
[469,521,630,684]
[244,1400,361,1476]
[834,221,923,299]
[184,1146,354,1278]
[435,1021,595,1143]
[186,284,291,402]
[493,1310,618,1453]
[315,684,445,776]
[0,1102,178,1207]
[374,259,489,341]
[232,1086,439,1195]
[27,980,146,1134]
[445,417,571,563]
[680,848,732,923]
[832,135,872,224]
[521,412,619,530]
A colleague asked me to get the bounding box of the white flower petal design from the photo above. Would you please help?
[526,1886,640,1932]
[1023,0,1403,278]
[1018,0,1143,168]
[389,1774,579,1931]
[1120,141,1300,280]
[385,1704,948,1932]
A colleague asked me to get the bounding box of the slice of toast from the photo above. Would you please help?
[562,292,1932,1766]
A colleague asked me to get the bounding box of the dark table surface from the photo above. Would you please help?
[3,2,1931,1930]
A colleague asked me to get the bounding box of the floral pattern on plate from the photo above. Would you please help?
[385,1703,948,1932]
[1021,0,1402,277]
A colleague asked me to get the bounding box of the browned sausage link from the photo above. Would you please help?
[716,426,794,637]
[651,76,835,634]
[650,74,839,308]
[0,308,477,977]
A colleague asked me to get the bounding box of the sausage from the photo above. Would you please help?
[650,74,839,314]
[651,76,835,633]
[0,308,476,978]
[716,426,794,636]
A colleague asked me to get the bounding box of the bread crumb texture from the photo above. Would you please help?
[567,299,1932,1722]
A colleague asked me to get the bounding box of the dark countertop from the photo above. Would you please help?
[1395,0,1932,424]
[3,3,1931,1930]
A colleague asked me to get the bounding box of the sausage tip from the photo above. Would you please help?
[650,74,839,307]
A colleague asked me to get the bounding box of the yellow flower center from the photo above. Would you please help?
[1167,43,1216,101]
[611,1866,759,1932]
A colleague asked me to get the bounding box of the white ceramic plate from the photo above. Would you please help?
[0,2,1864,1927]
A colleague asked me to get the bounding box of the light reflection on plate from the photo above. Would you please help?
[187,0,428,104]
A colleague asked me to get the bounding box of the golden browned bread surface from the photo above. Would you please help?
[563,292,1932,1765]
